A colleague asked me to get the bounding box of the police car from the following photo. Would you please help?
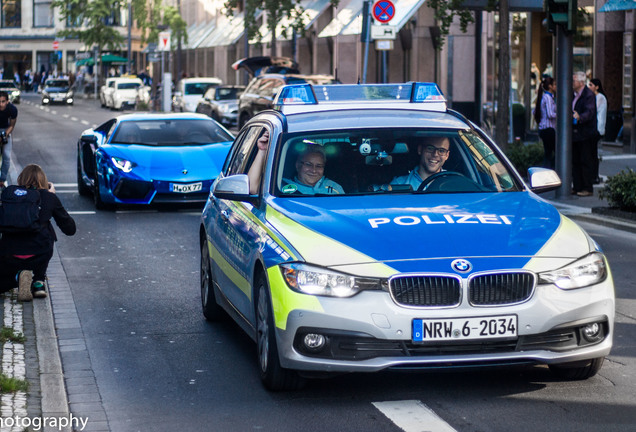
[199,82,614,390]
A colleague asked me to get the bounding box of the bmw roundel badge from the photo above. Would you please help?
[451,259,472,273]
[182,169,188,175]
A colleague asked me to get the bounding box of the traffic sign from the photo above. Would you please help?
[52,40,59,50]
[371,25,396,40]
[158,32,171,52]
[372,0,395,23]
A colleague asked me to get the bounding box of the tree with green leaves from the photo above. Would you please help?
[225,0,337,56]
[428,0,511,150]
[52,0,125,52]
[53,0,188,57]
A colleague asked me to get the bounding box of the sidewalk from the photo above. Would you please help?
[543,142,636,233]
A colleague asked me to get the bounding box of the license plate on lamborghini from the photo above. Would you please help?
[171,182,202,193]
[412,315,517,342]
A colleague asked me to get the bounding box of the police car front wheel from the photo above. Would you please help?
[256,278,305,391]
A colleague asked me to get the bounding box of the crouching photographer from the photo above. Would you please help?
[0,164,76,301]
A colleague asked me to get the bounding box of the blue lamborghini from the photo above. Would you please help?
[77,113,234,209]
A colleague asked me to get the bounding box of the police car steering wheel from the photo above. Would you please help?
[416,171,465,192]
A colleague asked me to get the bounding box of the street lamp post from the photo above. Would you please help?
[127,0,132,74]
[176,0,182,79]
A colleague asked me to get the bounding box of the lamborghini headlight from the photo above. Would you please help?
[538,252,607,289]
[111,156,135,173]
[281,263,384,297]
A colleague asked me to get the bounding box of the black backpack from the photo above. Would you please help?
[0,185,41,233]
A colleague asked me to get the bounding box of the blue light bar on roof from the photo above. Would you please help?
[273,82,446,111]
[276,85,318,107]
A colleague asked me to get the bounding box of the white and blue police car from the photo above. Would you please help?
[199,82,614,390]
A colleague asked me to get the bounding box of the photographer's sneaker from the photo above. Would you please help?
[32,280,47,298]
[17,271,33,302]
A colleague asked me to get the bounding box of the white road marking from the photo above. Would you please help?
[373,400,457,432]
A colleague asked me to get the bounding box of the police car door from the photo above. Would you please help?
[210,125,268,322]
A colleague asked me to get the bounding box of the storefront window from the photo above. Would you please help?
[2,0,21,27]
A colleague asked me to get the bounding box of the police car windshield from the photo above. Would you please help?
[274,128,522,196]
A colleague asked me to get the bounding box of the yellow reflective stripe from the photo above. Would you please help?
[266,205,396,278]
[267,266,323,331]
[524,215,590,272]
[208,240,251,300]
[227,201,299,260]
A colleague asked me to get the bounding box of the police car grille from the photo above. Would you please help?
[390,276,461,307]
[469,272,535,305]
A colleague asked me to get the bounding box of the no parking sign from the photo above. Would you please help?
[372,0,395,23]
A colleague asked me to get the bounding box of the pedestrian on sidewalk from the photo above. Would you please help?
[534,76,557,169]
[0,90,18,190]
[0,164,76,301]
[571,71,597,197]
[588,78,607,184]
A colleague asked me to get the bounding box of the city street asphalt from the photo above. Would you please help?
[1,137,635,432]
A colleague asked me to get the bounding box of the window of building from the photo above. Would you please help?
[33,0,53,27]
[2,0,21,28]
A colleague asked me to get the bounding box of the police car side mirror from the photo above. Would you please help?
[528,167,561,193]
[213,174,260,205]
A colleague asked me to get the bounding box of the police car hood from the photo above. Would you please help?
[267,192,595,276]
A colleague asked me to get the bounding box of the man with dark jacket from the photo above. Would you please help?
[571,71,597,197]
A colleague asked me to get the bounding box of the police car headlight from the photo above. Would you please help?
[281,263,383,297]
[111,157,135,173]
[538,252,607,289]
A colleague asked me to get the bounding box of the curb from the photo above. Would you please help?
[34,249,72,432]
[568,212,636,234]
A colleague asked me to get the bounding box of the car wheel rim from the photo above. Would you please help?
[257,287,269,373]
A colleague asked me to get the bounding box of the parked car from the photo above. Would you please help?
[172,77,222,112]
[233,56,336,128]
[199,82,615,391]
[195,85,245,126]
[106,77,144,110]
[76,113,234,209]
[0,80,20,104]
[41,78,73,105]
[99,78,117,108]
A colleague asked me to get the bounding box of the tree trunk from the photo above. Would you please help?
[495,0,510,151]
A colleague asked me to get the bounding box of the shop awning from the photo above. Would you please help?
[319,0,426,38]
[76,54,130,66]
[184,22,216,49]
[199,14,246,47]
[256,0,332,43]
[599,0,636,12]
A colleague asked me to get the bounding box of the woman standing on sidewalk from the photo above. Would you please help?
[534,77,557,169]
[0,164,76,301]
[589,78,607,184]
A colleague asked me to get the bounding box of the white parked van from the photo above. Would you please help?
[172,77,222,112]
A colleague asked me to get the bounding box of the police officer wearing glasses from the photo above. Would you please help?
[389,136,451,190]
